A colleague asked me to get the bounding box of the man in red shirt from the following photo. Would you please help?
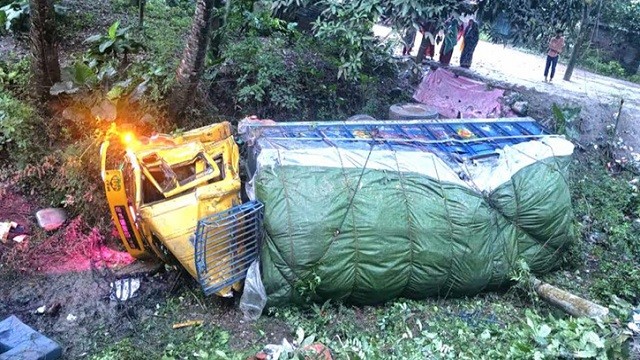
[544,29,565,82]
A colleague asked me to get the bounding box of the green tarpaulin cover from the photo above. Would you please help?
[242,119,576,305]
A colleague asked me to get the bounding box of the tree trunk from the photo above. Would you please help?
[415,34,429,64]
[169,0,217,124]
[532,278,609,319]
[29,0,61,101]
[563,4,590,81]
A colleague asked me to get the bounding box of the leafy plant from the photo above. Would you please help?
[0,0,66,33]
[0,93,45,164]
[213,3,408,121]
[0,56,30,96]
[552,103,581,139]
[84,21,144,65]
[510,310,631,359]
[0,0,28,32]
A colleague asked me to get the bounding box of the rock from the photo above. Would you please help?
[511,101,529,116]
[35,208,67,231]
[0,222,13,243]
[587,232,607,244]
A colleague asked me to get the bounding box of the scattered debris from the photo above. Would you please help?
[511,101,529,116]
[172,320,203,329]
[0,221,17,243]
[0,315,62,360]
[12,235,26,243]
[35,208,67,231]
[110,278,141,301]
[46,303,62,317]
[250,337,333,360]
[36,306,46,315]
[239,260,267,321]
[66,314,77,322]
[113,260,164,278]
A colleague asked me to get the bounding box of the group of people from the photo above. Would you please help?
[403,16,481,68]
[402,17,567,82]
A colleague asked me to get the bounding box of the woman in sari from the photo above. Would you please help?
[460,19,480,68]
[439,18,459,65]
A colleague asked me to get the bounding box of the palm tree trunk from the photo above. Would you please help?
[29,0,61,101]
[169,0,217,124]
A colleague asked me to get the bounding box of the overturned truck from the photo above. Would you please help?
[240,118,576,305]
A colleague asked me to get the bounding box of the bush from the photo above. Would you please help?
[0,55,31,97]
[0,93,46,164]
[211,7,410,121]
[580,50,630,79]
[569,157,640,303]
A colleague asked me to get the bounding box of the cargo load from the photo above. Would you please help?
[240,118,576,305]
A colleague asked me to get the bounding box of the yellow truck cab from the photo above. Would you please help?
[100,122,262,297]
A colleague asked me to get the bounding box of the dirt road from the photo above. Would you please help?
[462,41,640,152]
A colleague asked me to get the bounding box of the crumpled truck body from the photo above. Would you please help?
[101,122,243,297]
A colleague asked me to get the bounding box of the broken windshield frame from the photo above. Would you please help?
[139,152,221,200]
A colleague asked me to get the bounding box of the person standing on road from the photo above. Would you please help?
[544,29,565,82]
[460,19,480,68]
[439,18,460,65]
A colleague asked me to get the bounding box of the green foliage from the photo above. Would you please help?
[551,103,581,139]
[84,21,144,64]
[0,0,67,33]
[312,1,384,80]
[591,260,640,302]
[510,310,630,359]
[580,50,630,79]
[481,0,585,47]
[91,328,243,360]
[0,55,30,97]
[569,158,640,303]
[0,93,45,164]
[0,0,28,33]
[141,0,193,68]
[601,0,640,34]
[271,297,631,359]
[213,5,408,120]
